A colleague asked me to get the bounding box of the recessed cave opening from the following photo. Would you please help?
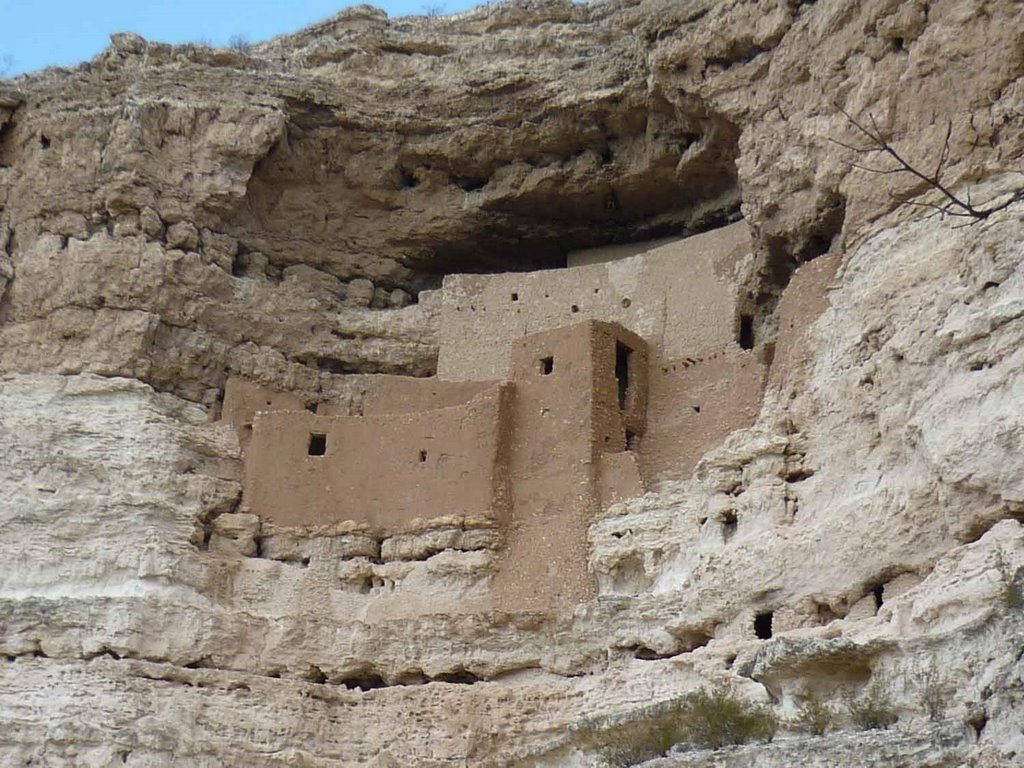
[870,583,885,611]
[754,611,774,640]
[231,97,744,296]
[721,510,738,541]
[539,356,554,376]
[339,672,387,691]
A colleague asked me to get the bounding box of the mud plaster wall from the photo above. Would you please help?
[437,221,750,382]
[642,346,768,483]
[361,375,498,416]
[243,386,509,529]
[767,254,843,395]
[221,377,305,454]
[491,322,648,609]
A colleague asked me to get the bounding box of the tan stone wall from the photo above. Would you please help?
[361,375,498,415]
[437,221,750,381]
[641,346,768,482]
[243,386,510,529]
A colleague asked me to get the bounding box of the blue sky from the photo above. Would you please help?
[1,0,483,76]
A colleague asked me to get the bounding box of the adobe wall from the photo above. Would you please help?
[491,322,649,610]
[641,346,768,482]
[221,377,305,453]
[437,221,750,381]
[243,385,512,530]
[767,254,842,395]
[361,375,498,416]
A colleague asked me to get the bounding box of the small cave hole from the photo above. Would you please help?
[754,611,774,640]
[419,449,428,463]
[631,646,672,661]
[625,429,638,452]
[340,673,387,691]
[511,292,519,302]
[539,356,554,375]
[305,665,328,684]
[721,510,738,541]
[739,314,755,350]
[308,433,327,456]
[571,304,579,313]
[39,134,50,149]
[621,297,631,308]
[870,583,885,611]
[968,710,989,739]
[692,405,701,413]
[433,668,481,685]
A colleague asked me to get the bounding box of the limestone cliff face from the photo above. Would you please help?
[1,0,1023,766]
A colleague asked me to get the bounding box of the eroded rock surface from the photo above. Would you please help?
[1,0,1023,765]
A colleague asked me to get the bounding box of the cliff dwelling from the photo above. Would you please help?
[224,220,775,609]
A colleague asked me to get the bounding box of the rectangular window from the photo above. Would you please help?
[615,341,632,409]
[539,356,554,375]
[308,433,327,456]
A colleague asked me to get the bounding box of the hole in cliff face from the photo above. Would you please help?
[754,611,774,639]
[337,668,387,691]
[721,510,738,541]
[433,668,482,685]
[870,583,885,611]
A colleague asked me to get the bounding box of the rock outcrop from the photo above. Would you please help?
[1,0,1023,765]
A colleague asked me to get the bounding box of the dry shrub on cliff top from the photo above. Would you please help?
[845,680,898,731]
[680,687,777,749]
[596,687,777,765]
[795,690,836,736]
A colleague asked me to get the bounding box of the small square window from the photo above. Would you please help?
[511,292,519,302]
[539,356,554,375]
[308,433,327,456]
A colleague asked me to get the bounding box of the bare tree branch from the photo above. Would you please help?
[831,104,1024,223]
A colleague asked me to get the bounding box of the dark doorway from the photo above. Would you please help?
[739,314,755,350]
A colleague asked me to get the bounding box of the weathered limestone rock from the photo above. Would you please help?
[0,0,1023,765]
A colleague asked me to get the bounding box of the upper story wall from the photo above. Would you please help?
[243,385,511,530]
[362,376,498,416]
[437,221,750,381]
[222,377,305,453]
